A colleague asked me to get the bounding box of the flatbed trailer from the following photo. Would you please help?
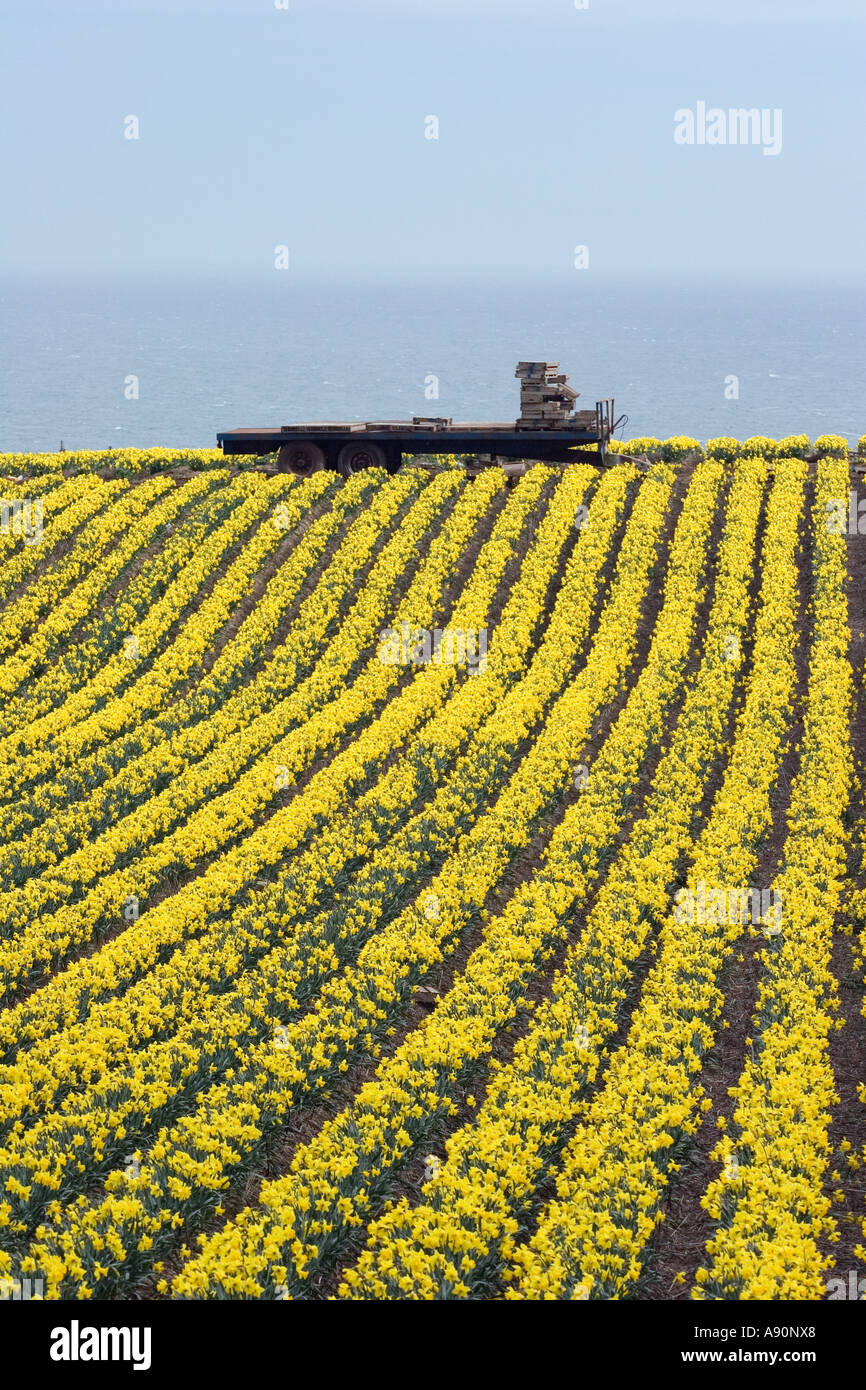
[217,365,623,476]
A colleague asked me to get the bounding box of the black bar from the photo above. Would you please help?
[9,1295,856,1380]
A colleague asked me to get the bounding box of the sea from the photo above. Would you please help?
[0,275,862,454]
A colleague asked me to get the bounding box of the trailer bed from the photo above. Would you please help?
[218,410,614,466]
[217,379,619,475]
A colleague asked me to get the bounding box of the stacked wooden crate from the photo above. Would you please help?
[514,361,579,429]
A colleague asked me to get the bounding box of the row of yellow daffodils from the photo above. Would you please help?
[0,475,179,691]
[0,471,481,1065]
[502,460,807,1299]
[813,435,849,459]
[0,474,175,664]
[0,472,78,501]
[339,457,768,1300]
[155,466,676,1300]
[607,437,701,462]
[1,470,539,1278]
[856,645,866,1251]
[0,475,430,872]
[0,470,467,989]
[0,471,99,564]
[0,448,260,477]
[694,456,853,1299]
[0,466,608,1136]
[705,437,811,462]
[0,466,507,1103]
[6,464,650,1289]
[0,468,585,1228]
[4,466,409,803]
[0,468,404,838]
[0,472,334,862]
[0,476,122,606]
[0,473,335,795]
[0,470,244,742]
[169,459,719,1300]
[0,474,316,872]
[0,468,380,846]
[607,436,815,464]
[0,472,107,524]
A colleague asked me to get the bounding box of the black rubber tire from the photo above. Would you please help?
[277,443,326,476]
[337,442,389,477]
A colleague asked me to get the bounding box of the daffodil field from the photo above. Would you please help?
[0,442,864,1303]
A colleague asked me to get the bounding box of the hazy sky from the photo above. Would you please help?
[2,0,864,281]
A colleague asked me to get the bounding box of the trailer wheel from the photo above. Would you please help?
[337,442,388,476]
[277,443,326,476]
